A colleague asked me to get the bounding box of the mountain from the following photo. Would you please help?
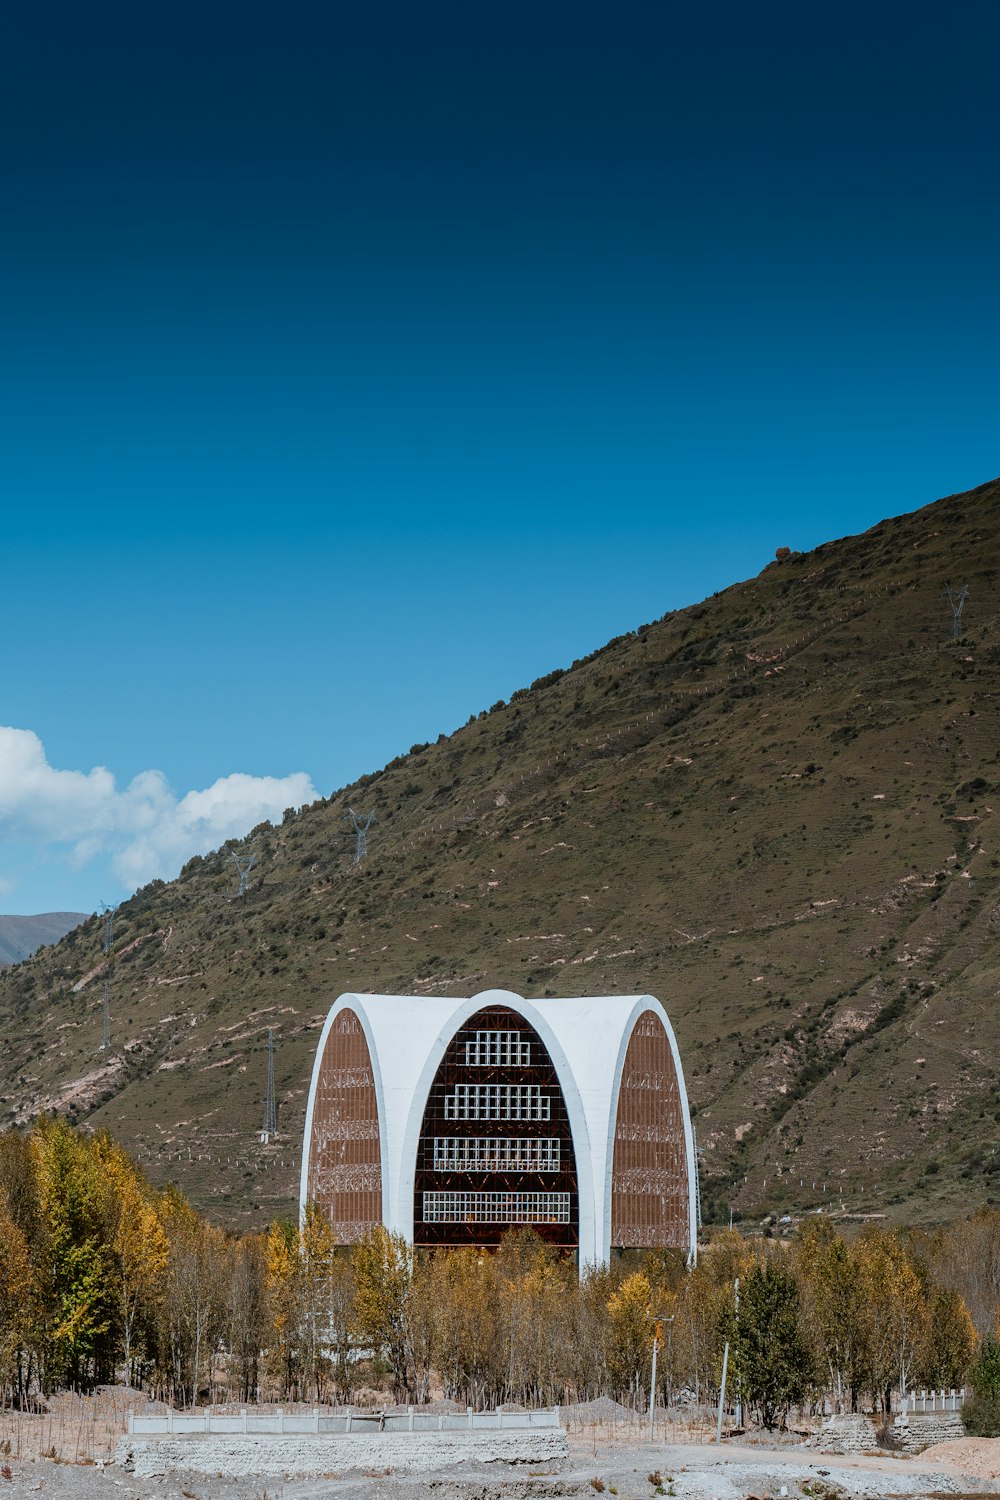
[0,478,997,1232]
[0,913,87,968]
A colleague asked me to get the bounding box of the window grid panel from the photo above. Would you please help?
[422,1191,570,1224]
[442,1084,550,1121]
[432,1136,561,1172]
[464,1030,532,1067]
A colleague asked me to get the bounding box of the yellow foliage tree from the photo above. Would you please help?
[853,1230,926,1410]
[98,1138,169,1379]
[606,1271,652,1403]
[0,1191,34,1399]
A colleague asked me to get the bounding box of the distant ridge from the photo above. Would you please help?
[0,913,87,968]
[0,476,997,1232]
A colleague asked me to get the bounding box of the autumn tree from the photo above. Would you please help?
[97,1137,169,1383]
[157,1187,229,1404]
[0,1191,35,1403]
[917,1286,977,1391]
[353,1226,415,1399]
[931,1209,1000,1340]
[963,1336,1000,1437]
[606,1271,652,1405]
[729,1258,812,1430]
[31,1118,115,1389]
[852,1230,925,1411]
[266,1219,302,1399]
[792,1219,862,1408]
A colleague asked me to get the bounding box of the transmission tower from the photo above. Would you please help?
[945,584,970,641]
[260,1028,277,1142]
[346,807,375,865]
[100,979,111,1052]
[99,900,117,954]
[98,902,117,1052]
[231,851,256,897]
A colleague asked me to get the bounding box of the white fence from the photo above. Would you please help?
[128,1406,561,1437]
[901,1388,965,1414]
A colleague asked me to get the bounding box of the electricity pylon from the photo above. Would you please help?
[231,851,256,896]
[261,1028,277,1142]
[945,584,970,641]
[98,901,117,1052]
[100,979,111,1052]
[346,807,374,864]
[99,900,116,955]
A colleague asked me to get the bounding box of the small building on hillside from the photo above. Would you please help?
[300,989,697,1267]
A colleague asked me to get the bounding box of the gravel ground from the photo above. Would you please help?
[2,1433,999,1500]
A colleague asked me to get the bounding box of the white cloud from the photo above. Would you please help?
[0,727,317,894]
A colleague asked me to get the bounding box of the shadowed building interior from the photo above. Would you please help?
[301,990,697,1266]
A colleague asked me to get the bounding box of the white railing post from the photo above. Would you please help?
[408,1406,414,1432]
[314,1407,320,1434]
[346,1411,352,1433]
[468,1406,474,1429]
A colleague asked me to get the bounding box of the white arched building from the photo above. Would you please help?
[300,989,697,1266]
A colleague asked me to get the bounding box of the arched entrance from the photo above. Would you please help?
[413,1004,579,1250]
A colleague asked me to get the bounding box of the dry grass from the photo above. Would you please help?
[0,1386,153,1465]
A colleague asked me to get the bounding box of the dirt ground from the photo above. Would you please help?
[1,1394,998,1500]
[1,1429,999,1500]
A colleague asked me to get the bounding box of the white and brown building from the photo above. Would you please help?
[300,989,697,1266]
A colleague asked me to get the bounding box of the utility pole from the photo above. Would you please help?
[692,1126,703,1230]
[716,1341,730,1444]
[717,1275,740,1442]
[664,1315,675,1412]
[734,1276,742,1430]
[648,1318,661,1441]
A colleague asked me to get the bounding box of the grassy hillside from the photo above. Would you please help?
[1,477,998,1232]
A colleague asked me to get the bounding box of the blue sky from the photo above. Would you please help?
[1,2,998,913]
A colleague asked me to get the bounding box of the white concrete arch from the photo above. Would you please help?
[300,990,696,1268]
[599,997,698,1266]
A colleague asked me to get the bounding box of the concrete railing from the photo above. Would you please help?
[128,1406,561,1437]
[900,1388,965,1414]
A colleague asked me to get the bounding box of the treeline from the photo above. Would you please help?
[1,1121,999,1427]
